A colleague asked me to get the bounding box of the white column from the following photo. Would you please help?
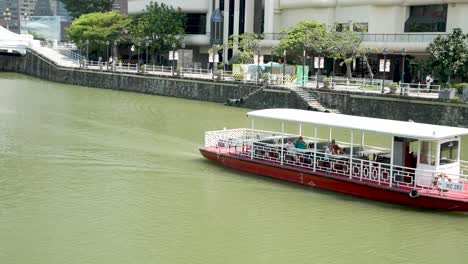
[280,122,284,165]
[215,0,220,9]
[263,0,275,39]
[251,118,255,160]
[233,0,240,52]
[390,136,394,187]
[206,0,213,36]
[244,0,255,33]
[313,127,317,172]
[223,0,230,60]
[349,130,354,179]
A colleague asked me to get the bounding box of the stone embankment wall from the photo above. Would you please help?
[316,90,468,127]
[1,51,467,127]
[0,51,304,109]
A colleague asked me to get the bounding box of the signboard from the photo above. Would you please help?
[296,66,309,85]
[254,55,264,64]
[379,59,390,72]
[441,181,464,192]
[208,53,219,63]
[314,57,324,69]
[169,51,179,61]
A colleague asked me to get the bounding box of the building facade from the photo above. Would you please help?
[128,0,468,64]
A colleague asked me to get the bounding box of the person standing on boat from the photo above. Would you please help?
[295,136,307,149]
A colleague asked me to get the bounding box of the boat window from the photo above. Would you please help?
[439,140,458,165]
[420,141,436,165]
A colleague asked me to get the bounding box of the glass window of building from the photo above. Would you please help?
[185,13,206,34]
[405,4,447,32]
[353,23,368,32]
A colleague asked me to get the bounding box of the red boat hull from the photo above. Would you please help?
[200,148,468,211]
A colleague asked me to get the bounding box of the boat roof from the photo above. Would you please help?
[247,109,468,140]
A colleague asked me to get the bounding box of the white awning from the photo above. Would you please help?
[247,109,468,140]
[0,25,34,55]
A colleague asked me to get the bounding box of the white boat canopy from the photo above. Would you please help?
[247,109,468,140]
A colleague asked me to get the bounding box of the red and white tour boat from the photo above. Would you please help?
[200,109,468,211]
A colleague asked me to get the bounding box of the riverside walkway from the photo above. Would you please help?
[30,43,442,100]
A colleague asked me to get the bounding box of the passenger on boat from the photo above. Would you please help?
[295,136,307,149]
[329,139,341,154]
[285,139,295,150]
[285,139,297,161]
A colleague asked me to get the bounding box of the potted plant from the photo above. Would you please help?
[389,82,398,94]
[215,69,223,80]
[262,72,270,84]
[323,77,332,89]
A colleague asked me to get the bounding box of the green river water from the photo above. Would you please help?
[0,73,467,264]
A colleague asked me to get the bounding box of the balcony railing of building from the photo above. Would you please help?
[358,33,448,42]
[261,33,449,42]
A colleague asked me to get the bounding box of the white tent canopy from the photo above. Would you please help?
[247,109,468,140]
[0,25,35,55]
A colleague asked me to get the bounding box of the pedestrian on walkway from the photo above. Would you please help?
[425,74,433,90]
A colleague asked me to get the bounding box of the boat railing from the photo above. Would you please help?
[205,128,468,196]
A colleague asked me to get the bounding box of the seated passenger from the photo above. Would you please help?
[329,139,341,154]
[285,139,295,150]
[295,136,307,149]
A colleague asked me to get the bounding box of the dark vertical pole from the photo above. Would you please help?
[283,49,286,84]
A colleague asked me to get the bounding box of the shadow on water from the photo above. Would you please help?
[199,159,468,218]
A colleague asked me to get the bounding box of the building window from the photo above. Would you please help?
[353,23,368,32]
[336,23,348,32]
[185,13,207,34]
[405,4,447,32]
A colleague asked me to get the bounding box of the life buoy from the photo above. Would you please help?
[409,189,420,198]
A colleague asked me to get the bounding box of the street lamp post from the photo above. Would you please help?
[381,48,388,93]
[223,44,228,73]
[78,39,82,67]
[22,13,30,33]
[302,49,306,88]
[400,48,407,95]
[283,49,287,84]
[270,46,275,84]
[256,45,261,84]
[180,42,186,76]
[172,43,176,76]
[211,44,215,80]
[145,39,150,65]
[113,41,117,70]
[85,39,89,67]
[137,41,141,72]
[106,41,110,70]
[3,8,12,30]
[401,48,407,83]
[317,47,323,88]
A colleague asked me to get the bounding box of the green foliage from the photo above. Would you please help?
[390,82,398,86]
[229,32,262,64]
[66,11,131,52]
[59,0,114,18]
[326,22,363,78]
[279,20,365,78]
[427,28,468,84]
[30,32,47,41]
[131,1,186,56]
[278,20,327,58]
[453,83,468,94]
[324,77,332,81]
